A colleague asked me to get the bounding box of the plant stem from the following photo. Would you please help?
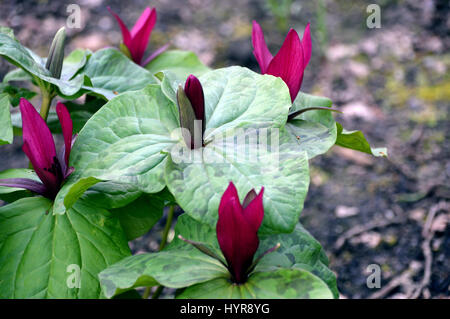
[151,285,164,299]
[142,205,175,299]
[159,205,175,251]
[39,90,54,121]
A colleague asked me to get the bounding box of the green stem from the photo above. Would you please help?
[142,205,176,299]
[39,90,54,121]
[142,285,152,300]
[151,286,164,299]
[159,205,175,251]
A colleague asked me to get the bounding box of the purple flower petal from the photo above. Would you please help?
[129,8,156,64]
[142,42,170,66]
[108,7,132,47]
[0,178,47,196]
[266,29,304,102]
[252,21,273,74]
[184,75,205,128]
[56,102,73,169]
[216,182,262,283]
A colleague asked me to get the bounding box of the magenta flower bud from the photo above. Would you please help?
[184,74,205,133]
[108,7,168,66]
[177,75,205,149]
[252,21,311,102]
[0,98,74,199]
[216,182,264,283]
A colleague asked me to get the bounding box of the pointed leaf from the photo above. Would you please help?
[335,122,388,157]
[0,197,130,298]
[81,48,158,100]
[52,84,179,214]
[0,93,13,145]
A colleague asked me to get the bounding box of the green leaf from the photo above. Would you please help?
[158,70,183,104]
[99,248,228,299]
[55,67,297,224]
[3,68,33,83]
[99,213,227,298]
[0,83,37,106]
[52,84,179,214]
[177,268,333,299]
[165,67,306,234]
[286,92,337,159]
[0,197,130,298]
[110,193,165,241]
[62,49,90,80]
[145,50,211,80]
[165,128,310,234]
[99,214,337,299]
[2,49,89,91]
[201,67,290,137]
[0,26,16,39]
[256,223,339,298]
[0,93,13,144]
[335,122,388,157]
[0,168,40,202]
[81,48,158,100]
[79,181,143,210]
[53,176,102,215]
[0,32,85,97]
[173,214,338,297]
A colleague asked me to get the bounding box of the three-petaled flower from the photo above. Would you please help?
[216,182,265,283]
[0,98,74,199]
[179,182,268,284]
[252,21,311,102]
[108,6,168,66]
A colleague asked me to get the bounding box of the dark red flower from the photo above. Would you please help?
[177,74,205,149]
[216,182,264,283]
[252,21,311,102]
[0,98,74,199]
[108,7,168,66]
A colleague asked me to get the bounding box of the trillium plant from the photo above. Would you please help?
[0,6,387,299]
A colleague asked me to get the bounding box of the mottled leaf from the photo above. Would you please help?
[177,268,333,299]
[286,92,337,159]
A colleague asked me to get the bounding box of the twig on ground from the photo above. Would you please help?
[334,216,404,250]
[369,201,448,299]
[407,201,449,299]
[369,266,418,299]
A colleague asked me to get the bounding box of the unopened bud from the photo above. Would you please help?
[45,27,66,79]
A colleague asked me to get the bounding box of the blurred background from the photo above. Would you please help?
[0,0,448,298]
